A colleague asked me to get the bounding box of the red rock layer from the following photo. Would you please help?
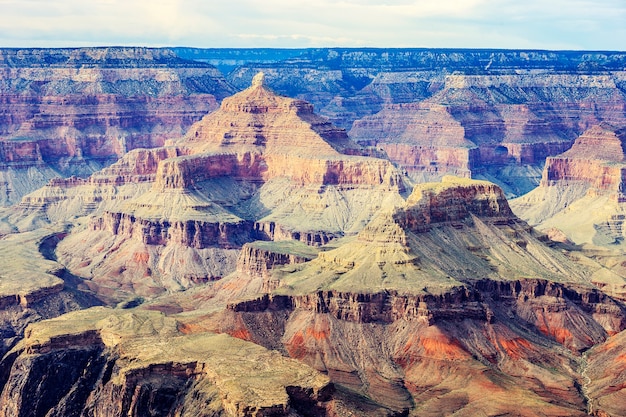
[216,278,625,415]
[541,124,626,200]
[0,47,234,203]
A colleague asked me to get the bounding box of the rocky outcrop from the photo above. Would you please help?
[349,74,626,195]
[195,177,626,414]
[216,275,624,415]
[0,308,334,417]
[12,74,405,302]
[0,47,234,205]
[236,241,317,279]
[0,229,102,367]
[213,49,626,197]
[511,124,626,248]
[541,124,626,195]
[92,211,253,249]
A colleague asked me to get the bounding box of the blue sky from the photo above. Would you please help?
[0,0,624,50]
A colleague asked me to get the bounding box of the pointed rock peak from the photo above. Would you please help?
[251,71,266,88]
[179,69,363,155]
[563,123,626,162]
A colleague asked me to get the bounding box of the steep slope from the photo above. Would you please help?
[6,72,406,303]
[219,48,626,197]
[0,47,234,205]
[512,123,626,248]
[350,73,626,196]
[0,307,334,417]
[0,228,102,361]
[203,177,626,416]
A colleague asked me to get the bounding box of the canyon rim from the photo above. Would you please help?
[0,47,626,416]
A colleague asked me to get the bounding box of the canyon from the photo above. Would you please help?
[1,47,626,416]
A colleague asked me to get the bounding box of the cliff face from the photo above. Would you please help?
[0,229,102,371]
[511,124,626,249]
[219,49,626,197]
[0,47,234,205]
[6,73,406,302]
[5,48,626,416]
[349,74,626,196]
[200,178,626,415]
[0,308,335,417]
[216,278,621,415]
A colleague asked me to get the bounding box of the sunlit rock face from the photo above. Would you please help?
[349,74,626,196]
[0,308,335,417]
[224,49,626,197]
[205,177,626,416]
[0,47,234,205]
[7,72,406,302]
[511,124,626,250]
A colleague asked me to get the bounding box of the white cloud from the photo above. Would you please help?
[0,0,623,49]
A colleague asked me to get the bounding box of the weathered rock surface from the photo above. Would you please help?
[199,178,626,415]
[0,228,102,363]
[216,49,626,197]
[4,48,626,417]
[512,124,626,249]
[583,329,626,416]
[0,47,234,205]
[0,307,334,417]
[3,73,406,302]
[350,74,626,196]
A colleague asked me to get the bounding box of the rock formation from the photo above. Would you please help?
[0,47,234,205]
[3,72,406,303]
[0,228,101,364]
[349,74,626,196]
[183,177,626,416]
[512,123,626,249]
[4,48,626,416]
[222,49,626,197]
[0,307,334,417]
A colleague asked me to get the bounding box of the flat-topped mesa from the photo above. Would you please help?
[541,124,626,197]
[396,176,513,232]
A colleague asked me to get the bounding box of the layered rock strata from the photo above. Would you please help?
[8,72,406,302]
[349,74,626,196]
[512,124,626,249]
[0,308,334,417]
[0,229,102,362]
[205,177,626,415]
[218,49,626,197]
[0,47,234,205]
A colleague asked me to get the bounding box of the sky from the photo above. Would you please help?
[0,0,624,51]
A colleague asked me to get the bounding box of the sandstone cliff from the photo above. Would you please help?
[512,124,626,249]
[0,308,334,417]
[219,49,626,198]
[4,73,407,303]
[0,47,234,205]
[201,177,626,415]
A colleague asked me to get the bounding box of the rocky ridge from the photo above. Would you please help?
[3,48,626,416]
[4,72,406,302]
[192,177,626,415]
[0,47,234,205]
